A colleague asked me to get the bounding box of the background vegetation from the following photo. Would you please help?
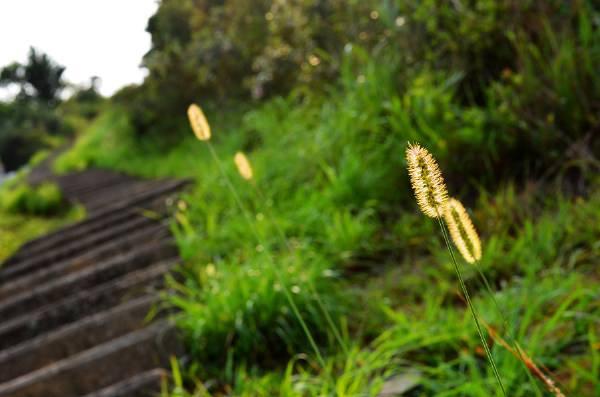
[2,0,599,395]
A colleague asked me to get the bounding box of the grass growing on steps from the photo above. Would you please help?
[0,175,85,263]
[0,207,85,263]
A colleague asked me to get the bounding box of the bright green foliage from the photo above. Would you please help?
[0,175,84,262]
[0,181,64,216]
[164,248,344,378]
[0,206,84,264]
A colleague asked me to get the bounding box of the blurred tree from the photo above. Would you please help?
[0,47,65,104]
[0,49,69,171]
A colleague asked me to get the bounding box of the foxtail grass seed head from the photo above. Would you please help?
[406,143,448,217]
[444,198,482,263]
[234,152,253,180]
[187,103,211,141]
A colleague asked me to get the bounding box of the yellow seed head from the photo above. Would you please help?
[234,152,253,180]
[443,198,482,263]
[187,103,211,141]
[406,143,448,217]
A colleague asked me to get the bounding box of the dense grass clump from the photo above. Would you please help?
[0,175,84,263]
[0,182,64,216]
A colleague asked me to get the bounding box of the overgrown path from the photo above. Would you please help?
[0,161,189,396]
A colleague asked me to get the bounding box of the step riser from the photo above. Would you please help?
[0,296,158,382]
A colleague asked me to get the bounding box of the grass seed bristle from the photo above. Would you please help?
[187,103,211,141]
[444,198,482,263]
[234,152,253,180]
[406,143,448,218]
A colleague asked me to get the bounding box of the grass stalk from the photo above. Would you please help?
[473,266,547,396]
[436,216,507,396]
[249,182,350,357]
[204,142,326,368]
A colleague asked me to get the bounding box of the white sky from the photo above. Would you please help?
[0,0,159,97]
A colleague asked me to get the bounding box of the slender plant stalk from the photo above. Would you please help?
[204,142,326,368]
[249,182,349,356]
[436,216,507,396]
[473,266,545,396]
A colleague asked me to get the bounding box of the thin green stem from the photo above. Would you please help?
[205,142,326,368]
[436,216,507,396]
[473,265,544,396]
[250,182,349,356]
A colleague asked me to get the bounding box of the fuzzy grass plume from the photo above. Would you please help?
[405,143,448,217]
[234,152,253,180]
[444,198,482,263]
[407,142,506,395]
[187,104,211,141]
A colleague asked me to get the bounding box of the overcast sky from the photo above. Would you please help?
[0,0,159,97]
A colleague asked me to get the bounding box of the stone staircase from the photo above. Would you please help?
[0,167,189,396]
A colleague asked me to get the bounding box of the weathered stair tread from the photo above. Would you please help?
[57,171,139,196]
[0,239,175,320]
[0,321,182,397]
[0,224,170,301]
[79,178,188,217]
[79,368,168,397]
[0,215,162,282]
[0,295,158,382]
[0,259,177,349]
[75,180,158,208]
[7,208,143,266]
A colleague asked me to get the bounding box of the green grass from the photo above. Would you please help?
[0,206,85,263]
[0,182,64,216]
[0,172,85,263]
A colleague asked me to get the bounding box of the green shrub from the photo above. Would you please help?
[0,182,65,216]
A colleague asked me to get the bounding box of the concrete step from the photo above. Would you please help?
[0,321,182,397]
[56,170,138,196]
[0,215,161,282]
[6,208,143,266]
[79,179,186,216]
[79,368,168,397]
[67,180,155,211]
[74,180,155,207]
[0,224,170,301]
[0,295,158,382]
[0,239,176,321]
[0,259,177,349]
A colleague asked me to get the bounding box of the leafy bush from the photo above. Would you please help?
[0,182,65,216]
